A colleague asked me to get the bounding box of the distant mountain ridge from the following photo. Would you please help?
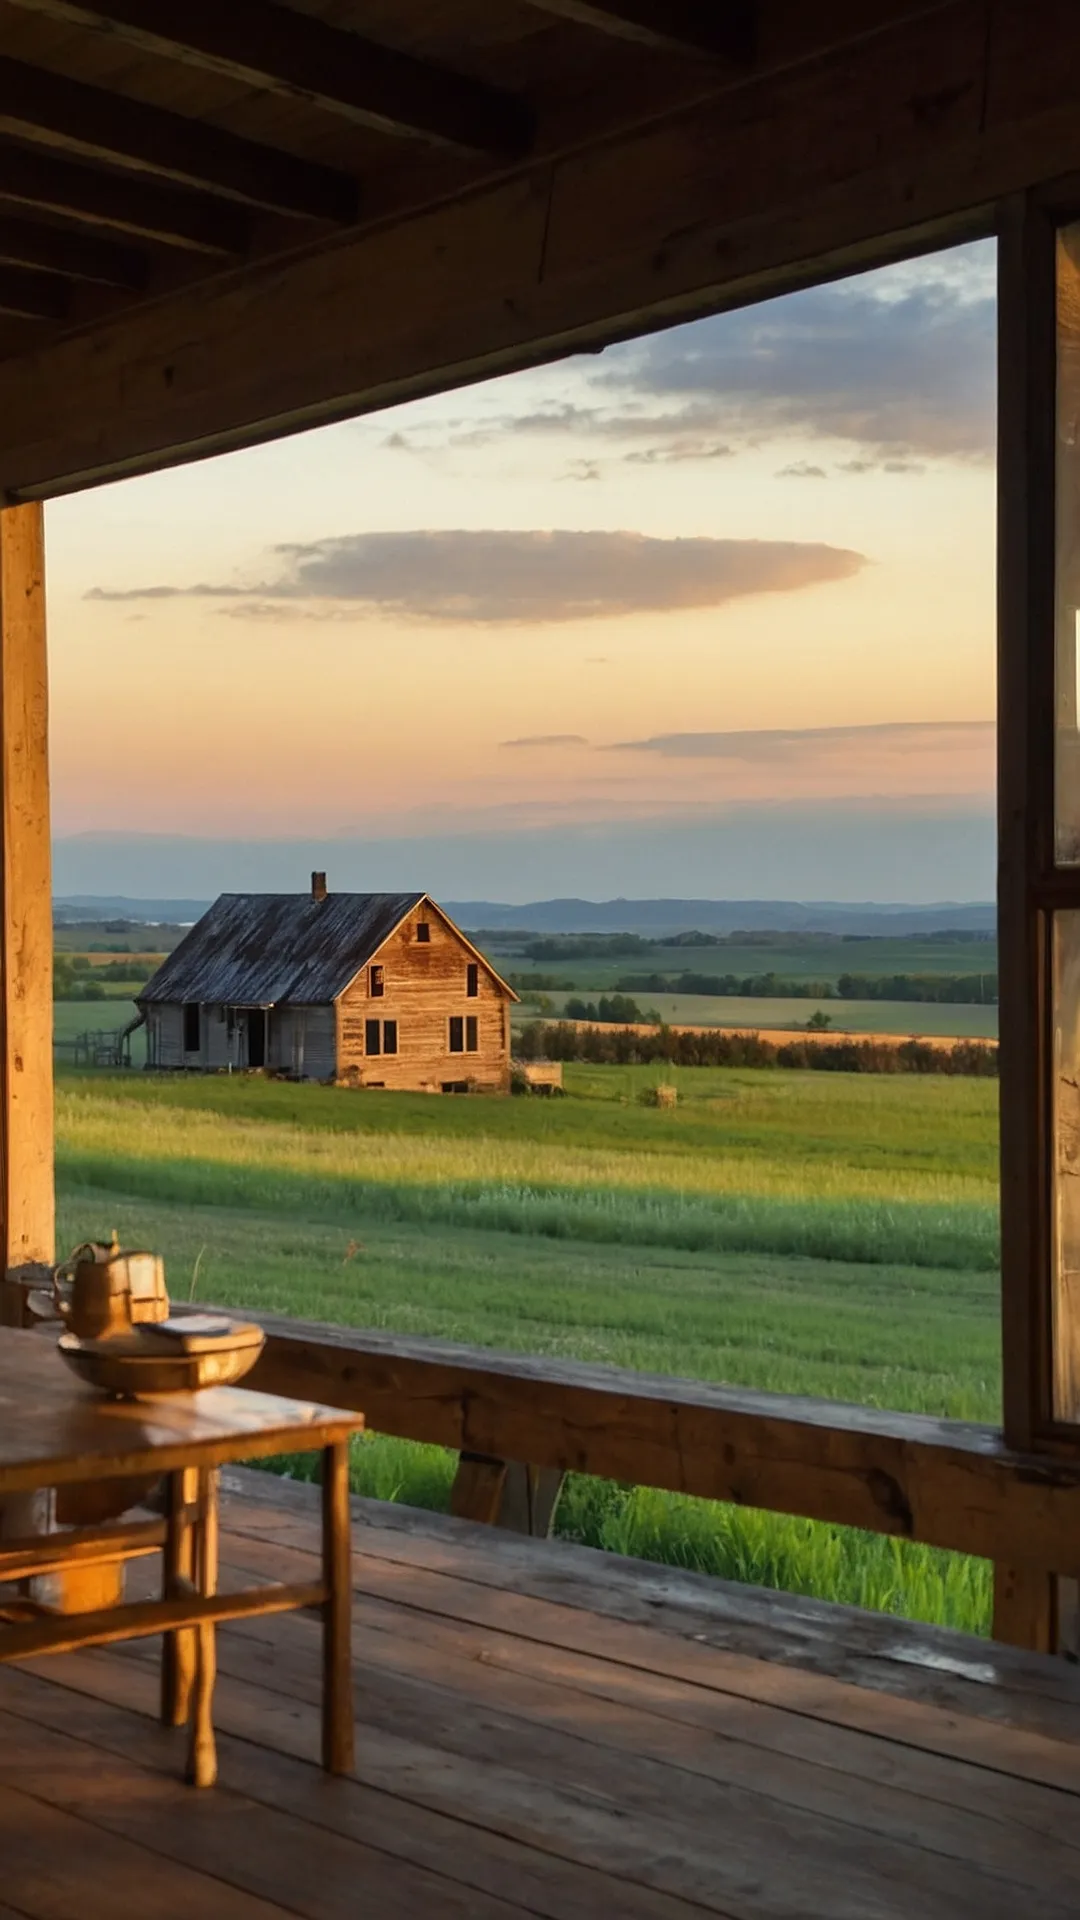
[54,894,996,937]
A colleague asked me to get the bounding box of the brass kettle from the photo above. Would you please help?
[52,1234,169,1342]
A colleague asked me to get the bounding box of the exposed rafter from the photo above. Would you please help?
[6,1,533,157]
[0,264,68,321]
[0,144,250,253]
[0,214,145,288]
[523,0,754,60]
[0,56,359,224]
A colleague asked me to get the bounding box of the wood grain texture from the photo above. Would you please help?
[0,507,52,1285]
[0,54,359,224]
[3,1478,1077,1917]
[336,899,512,1093]
[0,1327,362,1494]
[245,1313,1080,1581]
[0,0,1064,498]
[8,0,533,157]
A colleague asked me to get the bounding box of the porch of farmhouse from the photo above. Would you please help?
[5,1,1080,1912]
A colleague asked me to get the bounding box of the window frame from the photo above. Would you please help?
[365,1017,382,1057]
[369,963,385,998]
[182,1002,200,1054]
[466,962,479,998]
[448,1015,464,1053]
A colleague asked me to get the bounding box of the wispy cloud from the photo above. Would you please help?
[607,720,993,769]
[86,529,866,625]
[500,734,589,749]
[394,244,994,473]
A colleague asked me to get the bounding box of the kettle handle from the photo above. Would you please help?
[52,1241,101,1320]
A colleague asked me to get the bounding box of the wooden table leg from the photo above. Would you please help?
[161,1467,197,1727]
[187,1467,219,1788]
[322,1440,354,1775]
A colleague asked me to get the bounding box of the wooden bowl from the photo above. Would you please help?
[58,1323,265,1399]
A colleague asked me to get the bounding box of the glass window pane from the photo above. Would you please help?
[1053,910,1080,1418]
[1056,225,1080,860]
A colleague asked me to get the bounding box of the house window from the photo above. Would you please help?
[383,1020,398,1055]
[183,1003,200,1053]
[370,964,385,998]
[365,1018,381,1056]
[466,1015,478,1052]
[466,963,479,998]
[416,922,430,942]
[449,1015,464,1053]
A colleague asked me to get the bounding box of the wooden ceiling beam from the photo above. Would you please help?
[6,1,533,157]
[524,0,754,61]
[0,0,1065,501]
[0,264,68,321]
[0,56,358,225]
[0,144,250,254]
[0,214,145,288]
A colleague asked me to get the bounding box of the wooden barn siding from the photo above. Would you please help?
[272,1006,336,1081]
[146,1004,185,1070]
[336,905,510,1092]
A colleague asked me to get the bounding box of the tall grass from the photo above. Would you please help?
[266,1432,991,1637]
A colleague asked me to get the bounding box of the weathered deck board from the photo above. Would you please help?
[2,1472,1080,1917]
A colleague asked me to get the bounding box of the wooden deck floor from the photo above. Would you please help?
[4,1475,1080,1917]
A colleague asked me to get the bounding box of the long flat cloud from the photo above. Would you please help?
[86,529,865,624]
[609,720,993,766]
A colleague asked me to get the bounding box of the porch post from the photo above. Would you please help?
[0,501,53,1316]
[995,192,1080,1649]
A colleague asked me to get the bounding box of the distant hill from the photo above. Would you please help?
[444,899,997,938]
[54,896,210,924]
[54,894,997,938]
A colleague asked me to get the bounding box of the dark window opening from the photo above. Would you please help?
[416,922,431,942]
[183,1003,200,1053]
[370,964,385,998]
[466,1015,478,1052]
[449,1016,464,1053]
[383,1020,398,1055]
[442,1080,469,1094]
[247,1009,267,1070]
[466,963,479,997]
[365,1018,381,1056]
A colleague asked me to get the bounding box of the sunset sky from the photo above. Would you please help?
[45,239,996,904]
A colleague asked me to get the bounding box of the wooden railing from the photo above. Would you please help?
[243,1310,1080,1578]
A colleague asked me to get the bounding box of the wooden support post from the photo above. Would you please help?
[994,191,1080,1652]
[0,500,52,1307]
[450,1451,565,1537]
[321,1440,354,1776]
[0,502,67,1583]
[994,193,1059,1649]
[187,1467,219,1788]
[161,1467,198,1728]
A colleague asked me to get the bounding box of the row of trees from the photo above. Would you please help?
[54,955,154,1000]
[613,969,999,1005]
[514,1021,998,1077]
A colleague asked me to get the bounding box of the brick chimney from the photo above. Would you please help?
[311,870,327,902]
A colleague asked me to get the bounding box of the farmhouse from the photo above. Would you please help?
[138,876,516,1091]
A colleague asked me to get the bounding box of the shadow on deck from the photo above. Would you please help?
[2,1470,1080,1917]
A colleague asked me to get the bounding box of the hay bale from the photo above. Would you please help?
[639,1082,678,1108]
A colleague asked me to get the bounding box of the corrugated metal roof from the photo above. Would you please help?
[139,892,424,1007]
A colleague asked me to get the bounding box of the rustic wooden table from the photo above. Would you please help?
[0,1328,363,1785]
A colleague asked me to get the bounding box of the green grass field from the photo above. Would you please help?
[524,992,999,1037]
[500,935,998,991]
[54,1064,1001,1634]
